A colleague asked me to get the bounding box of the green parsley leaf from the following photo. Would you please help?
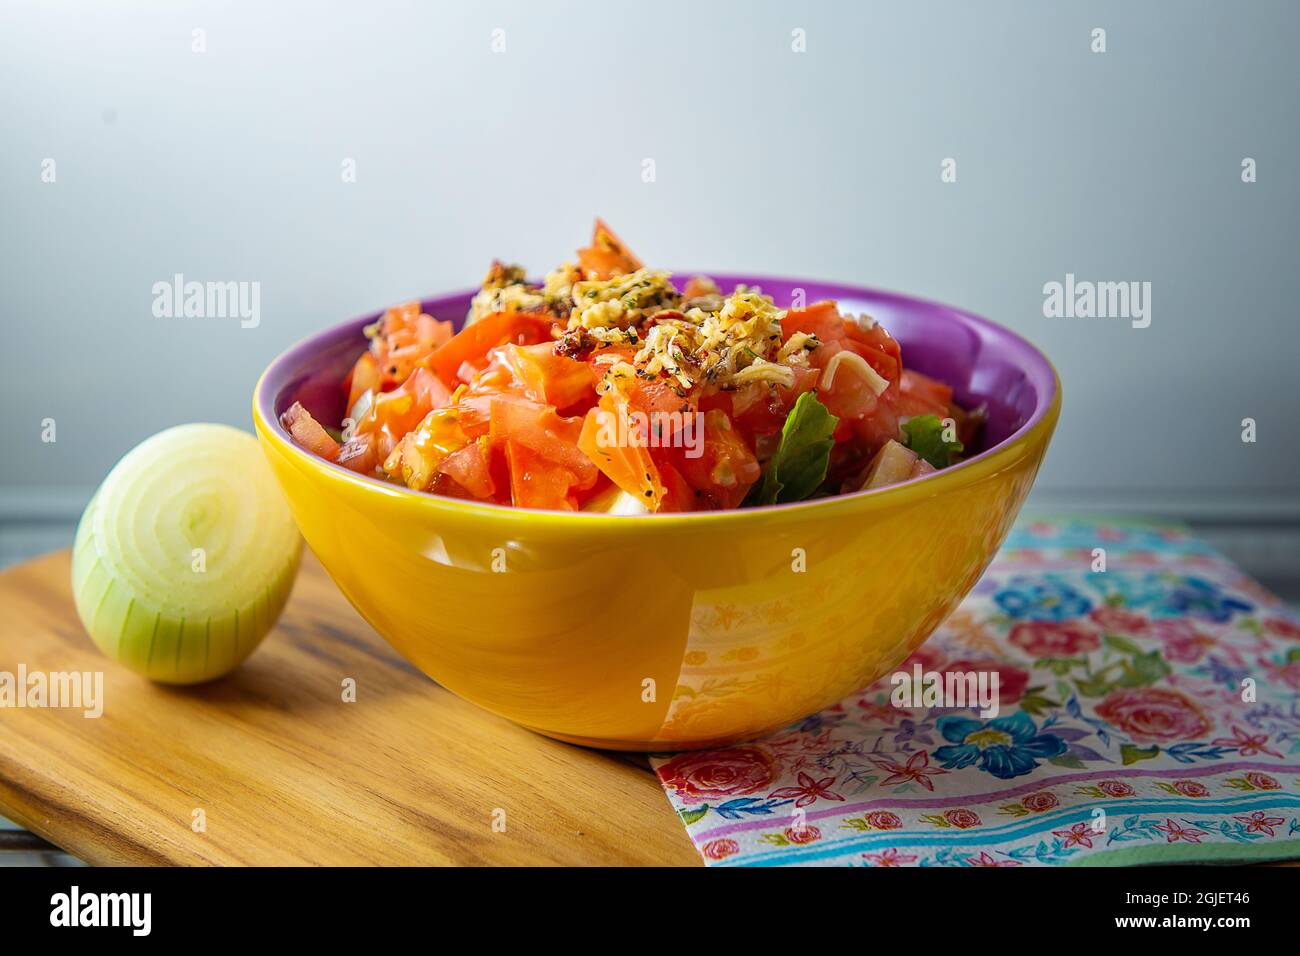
[901,414,963,469]
[748,392,840,505]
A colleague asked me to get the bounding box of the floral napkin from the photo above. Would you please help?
[651,516,1300,866]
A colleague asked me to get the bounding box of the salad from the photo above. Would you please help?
[281,221,982,513]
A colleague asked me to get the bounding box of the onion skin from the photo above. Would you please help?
[71,424,302,684]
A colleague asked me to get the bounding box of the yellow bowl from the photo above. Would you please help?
[253,278,1060,750]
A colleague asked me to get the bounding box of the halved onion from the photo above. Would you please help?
[70,424,301,684]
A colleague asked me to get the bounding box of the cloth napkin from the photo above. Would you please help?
[651,515,1300,866]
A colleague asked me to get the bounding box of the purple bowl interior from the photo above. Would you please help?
[261,276,1055,476]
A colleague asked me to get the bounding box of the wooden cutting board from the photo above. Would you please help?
[0,550,700,866]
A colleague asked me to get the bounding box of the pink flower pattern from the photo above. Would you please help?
[868,751,949,792]
[1052,822,1096,849]
[863,848,917,867]
[769,773,845,808]
[1154,819,1208,844]
[651,519,1300,867]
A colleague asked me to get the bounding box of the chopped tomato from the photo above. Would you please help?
[466,354,512,393]
[656,460,697,513]
[356,366,452,460]
[727,367,821,438]
[845,319,902,386]
[345,351,381,414]
[280,223,980,513]
[576,218,642,279]
[781,365,822,404]
[438,439,495,499]
[893,369,952,419]
[336,431,380,475]
[497,342,593,411]
[423,311,555,388]
[625,378,698,444]
[454,393,493,438]
[578,394,665,509]
[816,347,882,426]
[281,402,340,461]
[428,473,477,501]
[841,339,898,387]
[584,345,638,386]
[677,409,761,510]
[369,302,454,388]
[383,406,471,491]
[505,440,581,510]
[782,300,848,354]
[456,361,480,385]
[854,401,903,456]
[784,302,902,385]
[488,394,598,490]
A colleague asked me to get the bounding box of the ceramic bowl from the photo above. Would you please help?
[253,277,1060,750]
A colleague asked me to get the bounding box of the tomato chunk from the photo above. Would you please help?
[281,401,340,461]
[356,366,452,461]
[423,311,555,388]
[895,369,953,418]
[369,302,454,389]
[439,439,496,499]
[782,300,848,352]
[845,318,902,386]
[505,440,580,510]
[497,342,593,411]
[625,379,698,445]
[576,218,643,279]
[488,394,598,490]
[382,406,471,491]
[345,351,381,414]
[677,409,761,510]
[656,460,697,513]
[578,394,665,509]
[336,431,380,475]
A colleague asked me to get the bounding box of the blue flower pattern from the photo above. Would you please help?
[933,712,1068,780]
[994,576,1092,621]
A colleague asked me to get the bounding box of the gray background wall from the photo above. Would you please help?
[3,0,1299,559]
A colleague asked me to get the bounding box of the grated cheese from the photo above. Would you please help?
[568,269,680,330]
[463,254,835,399]
[820,349,890,396]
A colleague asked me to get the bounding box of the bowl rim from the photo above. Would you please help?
[254,275,1061,526]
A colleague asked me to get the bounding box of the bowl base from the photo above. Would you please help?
[523,723,785,754]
